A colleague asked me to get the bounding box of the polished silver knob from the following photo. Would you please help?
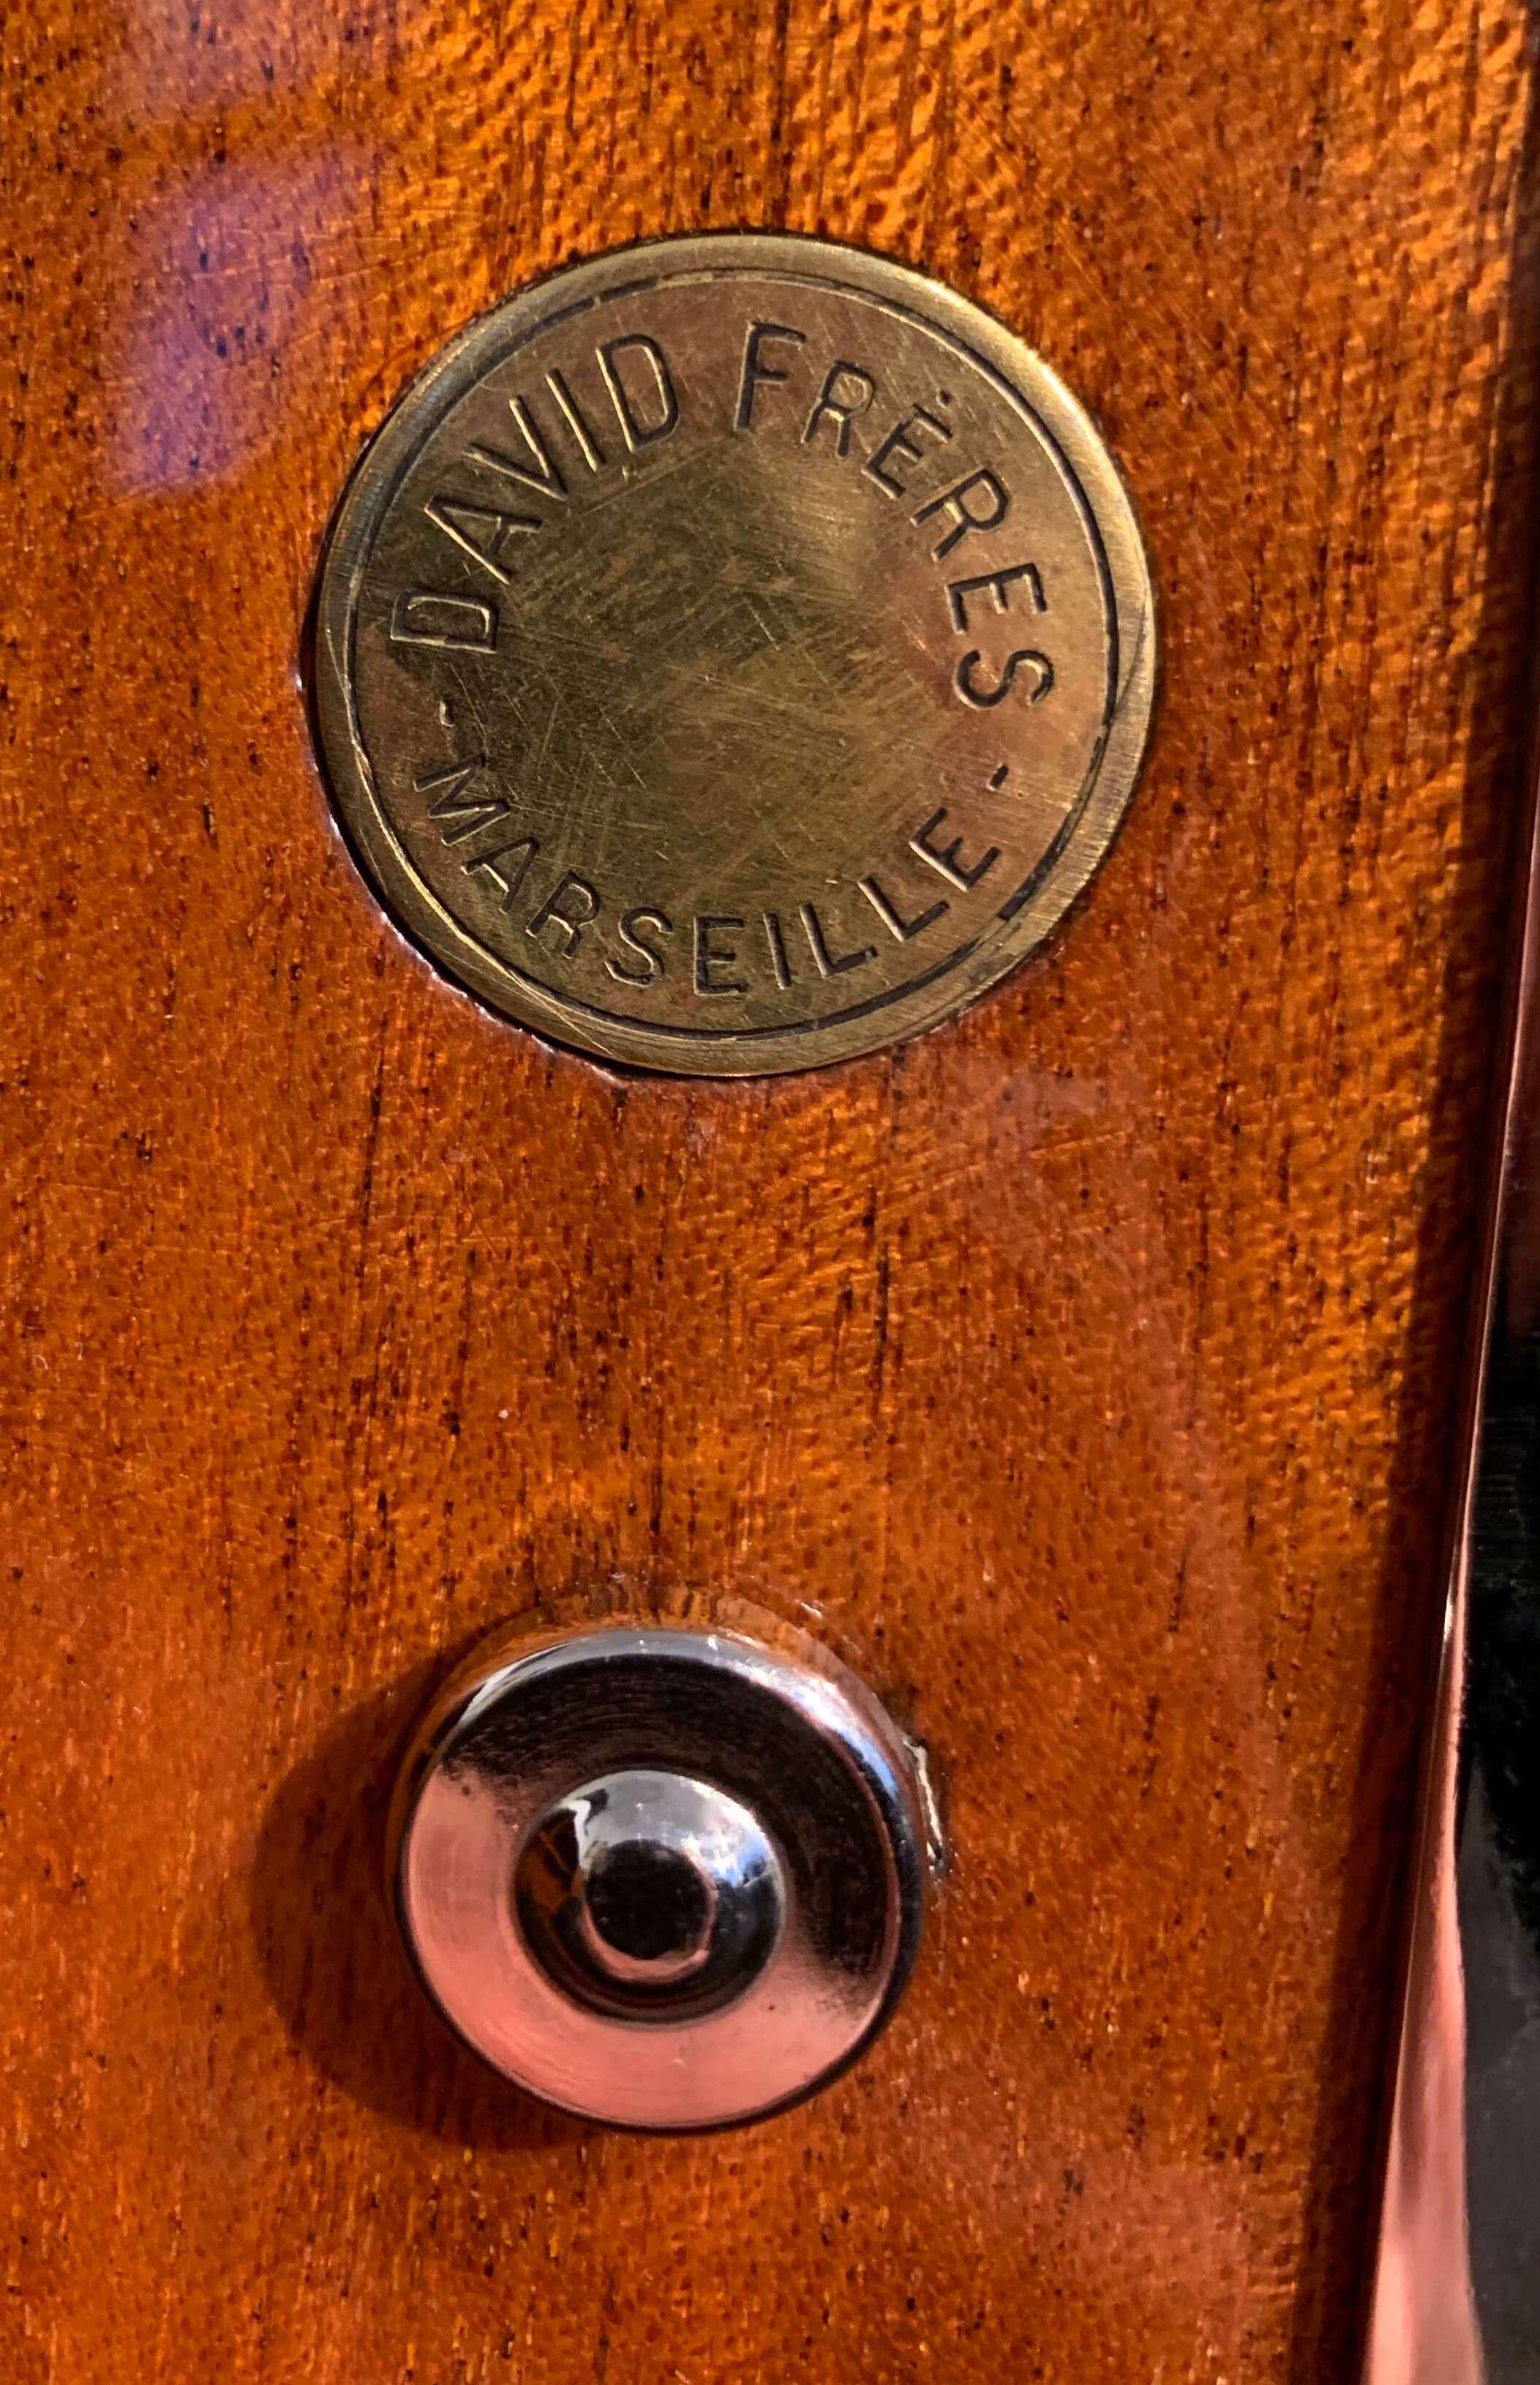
[514,1767,784,2018]
[388,1613,936,2131]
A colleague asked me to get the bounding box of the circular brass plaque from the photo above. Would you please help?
[313,235,1156,1075]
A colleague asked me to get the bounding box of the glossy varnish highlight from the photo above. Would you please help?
[2,2,1539,2380]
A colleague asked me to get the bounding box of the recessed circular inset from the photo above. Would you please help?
[312,233,1157,1076]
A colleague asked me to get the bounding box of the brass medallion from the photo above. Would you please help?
[312,235,1156,1075]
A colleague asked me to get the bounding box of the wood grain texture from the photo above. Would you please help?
[2,2,1537,2379]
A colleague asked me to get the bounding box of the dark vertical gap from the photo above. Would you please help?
[1287,15,1540,2378]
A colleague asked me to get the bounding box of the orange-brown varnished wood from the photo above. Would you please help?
[2,4,1537,2381]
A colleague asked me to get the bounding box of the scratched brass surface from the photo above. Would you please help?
[313,235,1156,1074]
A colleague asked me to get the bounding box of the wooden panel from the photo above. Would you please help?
[2,2,1536,2378]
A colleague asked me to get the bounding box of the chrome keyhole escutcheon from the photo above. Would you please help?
[388,1612,937,2131]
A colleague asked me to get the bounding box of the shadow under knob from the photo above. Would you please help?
[388,1614,935,2130]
